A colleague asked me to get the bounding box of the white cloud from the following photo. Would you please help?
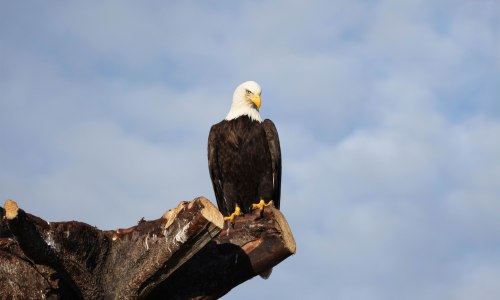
[19,119,211,229]
[451,261,500,300]
[280,109,500,299]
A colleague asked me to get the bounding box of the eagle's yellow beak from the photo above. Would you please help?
[250,93,261,109]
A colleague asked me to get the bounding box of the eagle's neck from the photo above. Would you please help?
[225,100,262,122]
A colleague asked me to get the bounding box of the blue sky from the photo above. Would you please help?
[1,1,499,299]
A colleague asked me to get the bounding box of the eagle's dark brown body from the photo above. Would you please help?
[208,115,281,216]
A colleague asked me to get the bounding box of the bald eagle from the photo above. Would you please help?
[208,81,281,221]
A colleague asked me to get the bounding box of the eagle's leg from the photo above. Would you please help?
[223,205,241,222]
[252,199,273,210]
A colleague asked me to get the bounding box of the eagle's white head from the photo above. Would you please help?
[225,81,263,122]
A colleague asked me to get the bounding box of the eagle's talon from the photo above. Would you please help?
[252,199,273,211]
[223,206,241,222]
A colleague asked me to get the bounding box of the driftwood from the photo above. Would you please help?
[0,197,295,299]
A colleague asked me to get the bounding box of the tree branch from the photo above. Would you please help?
[1,198,295,299]
[149,204,296,299]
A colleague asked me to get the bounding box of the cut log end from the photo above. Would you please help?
[196,197,224,230]
[162,200,189,229]
[272,208,297,254]
[162,197,224,231]
[3,199,19,220]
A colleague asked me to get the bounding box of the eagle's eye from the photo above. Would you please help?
[245,89,252,95]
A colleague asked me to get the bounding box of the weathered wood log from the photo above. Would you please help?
[1,198,224,299]
[1,200,85,299]
[0,198,296,299]
[148,204,296,299]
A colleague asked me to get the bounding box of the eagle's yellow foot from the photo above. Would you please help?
[224,206,241,222]
[252,199,273,210]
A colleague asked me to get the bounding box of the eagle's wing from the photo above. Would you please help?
[208,124,228,216]
[263,119,282,209]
